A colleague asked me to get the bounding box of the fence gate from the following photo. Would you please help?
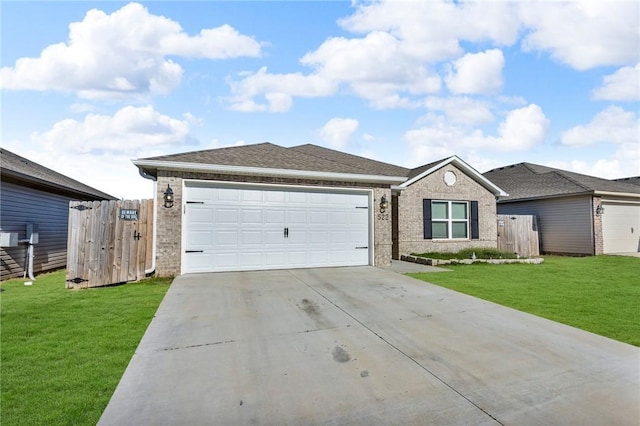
[66,199,153,289]
[497,214,540,257]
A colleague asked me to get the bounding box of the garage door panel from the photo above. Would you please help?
[184,185,370,273]
[216,208,239,224]
[217,188,240,202]
[187,230,214,247]
[241,209,263,224]
[602,203,640,253]
[240,252,262,267]
[241,231,262,245]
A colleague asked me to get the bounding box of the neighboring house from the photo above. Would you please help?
[133,143,506,276]
[484,163,640,255]
[614,176,640,186]
[1,148,115,280]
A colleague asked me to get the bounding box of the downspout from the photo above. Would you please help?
[23,243,35,281]
[138,167,157,275]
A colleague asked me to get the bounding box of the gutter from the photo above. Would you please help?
[137,167,157,276]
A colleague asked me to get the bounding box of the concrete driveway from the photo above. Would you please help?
[99,266,639,425]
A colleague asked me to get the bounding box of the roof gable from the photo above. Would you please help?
[401,156,508,196]
[1,148,115,200]
[483,162,640,201]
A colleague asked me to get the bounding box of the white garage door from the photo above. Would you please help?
[602,203,640,253]
[183,183,371,273]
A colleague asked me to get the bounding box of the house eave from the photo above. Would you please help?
[498,190,640,203]
[132,159,408,185]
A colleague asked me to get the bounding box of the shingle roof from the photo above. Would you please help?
[483,162,640,201]
[614,176,640,186]
[1,148,115,200]
[137,142,505,192]
[289,144,409,177]
[140,142,408,177]
[407,159,448,179]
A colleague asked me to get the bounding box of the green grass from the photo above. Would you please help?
[1,270,171,426]
[409,255,640,346]
[412,247,519,259]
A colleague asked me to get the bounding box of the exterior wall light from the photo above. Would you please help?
[595,205,604,215]
[380,194,389,213]
[163,184,174,208]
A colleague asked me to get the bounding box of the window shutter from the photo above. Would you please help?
[470,201,479,240]
[423,199,432,239]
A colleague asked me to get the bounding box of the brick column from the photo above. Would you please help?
[155,176,182,276]
[373,188,392,267]
[592,196,604,255]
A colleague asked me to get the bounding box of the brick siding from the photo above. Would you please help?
[396,164,497,257]
[154,171,392,276]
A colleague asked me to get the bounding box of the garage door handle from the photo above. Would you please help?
[284,227,289,238]
[185,250,204,253]
[355,246,368,249]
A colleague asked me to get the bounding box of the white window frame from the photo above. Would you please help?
[431,200,470,240]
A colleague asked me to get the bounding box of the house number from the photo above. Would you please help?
[377,213,389,221]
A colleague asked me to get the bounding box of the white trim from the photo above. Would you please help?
[180,180,375,274]
[400,156,508,196]
[133,159,407,184]
[594,191,640,199]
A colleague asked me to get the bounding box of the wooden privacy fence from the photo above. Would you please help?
[497,214,540,257]
[66,199,153,289]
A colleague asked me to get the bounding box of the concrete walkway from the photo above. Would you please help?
[99,267,639,425]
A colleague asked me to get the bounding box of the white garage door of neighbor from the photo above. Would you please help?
[602,203,640,253]
[183,184,371,273]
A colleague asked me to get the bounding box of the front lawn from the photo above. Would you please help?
[1,270,171,426]
[409,255,640,346]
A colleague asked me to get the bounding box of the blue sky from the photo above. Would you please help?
[2,1,638,199]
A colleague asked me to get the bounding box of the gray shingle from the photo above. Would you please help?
[1,148,115,200]
[483,163,640,201]
[142,142,404,176]
[289,144,409,177]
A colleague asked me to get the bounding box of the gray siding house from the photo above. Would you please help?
[1,148,114,280]
[133,143,506,276]
[484,163,640,255]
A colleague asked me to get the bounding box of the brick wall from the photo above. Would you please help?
[153,171,392,276]
[397,164,497,257]
[592,196,604,255]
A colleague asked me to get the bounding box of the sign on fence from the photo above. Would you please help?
[66,199,154,289]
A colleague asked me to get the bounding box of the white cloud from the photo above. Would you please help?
[2,105,200,199]
[227,67,336,112]
[560,106,639,147]
[406,104,549,166]
[423,96,494,126]
[318,118,359,149]
[518,1,640,70]
[226,0,521,111]
[339,1,520,59]
[547,140,640,180]
[488,104,549,151]
[592,64,640,101]
[0,2,261,99]
[32,105,196,154]
[445,49,505,95]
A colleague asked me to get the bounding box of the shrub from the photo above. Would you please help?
[412,248,519,260]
